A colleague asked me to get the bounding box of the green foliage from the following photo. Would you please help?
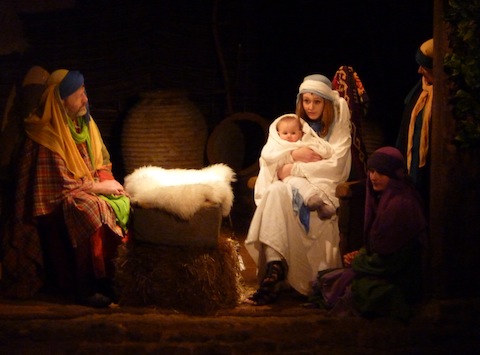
[444,0,480,148]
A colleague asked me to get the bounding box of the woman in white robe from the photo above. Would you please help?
[245,74,352,305]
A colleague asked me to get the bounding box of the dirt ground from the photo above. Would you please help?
[1,228,480,354]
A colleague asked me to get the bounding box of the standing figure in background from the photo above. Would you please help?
[245,74,352,305]
[1,69,130,308]
[396,38,434,209]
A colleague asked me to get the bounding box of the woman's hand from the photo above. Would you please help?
[343,250,360,267]
[277,163,293,180]
[90,179,126,196]
[291,147,323,163]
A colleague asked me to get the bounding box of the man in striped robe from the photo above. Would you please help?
[1,69,129,308]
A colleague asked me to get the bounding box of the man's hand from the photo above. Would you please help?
[90,179,126,195]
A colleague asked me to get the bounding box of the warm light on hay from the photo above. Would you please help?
[115,236,245,315]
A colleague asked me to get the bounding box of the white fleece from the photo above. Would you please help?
[124,164,236,220]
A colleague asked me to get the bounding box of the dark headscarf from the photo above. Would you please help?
[364,147,427,254]
[367,146,405,179]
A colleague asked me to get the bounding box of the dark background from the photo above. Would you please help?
[1,0,433,165]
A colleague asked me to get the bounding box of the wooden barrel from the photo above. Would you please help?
[121,90,207,174]
[206,112,269,228]
[206,112,268,178]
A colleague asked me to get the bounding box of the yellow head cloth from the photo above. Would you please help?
[415,38,434,69]
[24,69,105,180]
[420,39,434,58]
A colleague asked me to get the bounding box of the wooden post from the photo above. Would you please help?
[430,0,480,298]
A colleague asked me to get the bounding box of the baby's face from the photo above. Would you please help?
[277,120,303,142]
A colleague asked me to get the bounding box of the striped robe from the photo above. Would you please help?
[1,137,124,298]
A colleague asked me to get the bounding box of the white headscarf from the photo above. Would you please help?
[296,74,339,103]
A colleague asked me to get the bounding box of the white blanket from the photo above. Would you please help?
[124,164,236,220]
[254,113,350,208]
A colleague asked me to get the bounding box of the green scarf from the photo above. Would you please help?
[68,116,94,165]
[99,194,130,232]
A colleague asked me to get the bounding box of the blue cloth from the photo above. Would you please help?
[309,121,322,135]
[291,187,310,232]
[59,70,84,99]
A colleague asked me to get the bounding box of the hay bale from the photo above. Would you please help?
[115,236,244,315]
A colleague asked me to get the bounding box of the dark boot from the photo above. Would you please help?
[248,260,286,306]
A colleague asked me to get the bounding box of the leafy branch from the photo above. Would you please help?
[444,0,480,148]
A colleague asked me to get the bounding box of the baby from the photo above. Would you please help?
[275,114,337,219]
